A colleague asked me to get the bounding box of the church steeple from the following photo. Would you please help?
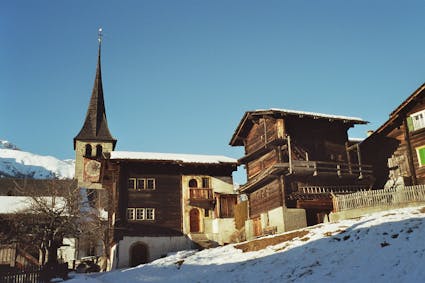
[74,28,116,149]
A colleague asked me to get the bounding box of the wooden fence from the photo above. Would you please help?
[0,267,42,283]
[332,185,425,212]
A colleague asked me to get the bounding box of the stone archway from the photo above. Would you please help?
[130,242,149,267]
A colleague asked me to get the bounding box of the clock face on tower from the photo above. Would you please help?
[84,159,101,181]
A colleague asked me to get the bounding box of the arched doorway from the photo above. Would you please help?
[130,242,149,267]
[190,208,200,232]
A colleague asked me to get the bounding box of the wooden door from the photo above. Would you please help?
[190,208,200,232]
[130,243,149,267]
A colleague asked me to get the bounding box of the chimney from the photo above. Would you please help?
[366,130,374,137]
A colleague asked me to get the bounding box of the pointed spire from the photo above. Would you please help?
[74,28,116,149]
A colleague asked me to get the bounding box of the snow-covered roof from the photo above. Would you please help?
[348,137,364,143]
[257,108,366,123]
[230,108,367,146]
[109,151,237,164]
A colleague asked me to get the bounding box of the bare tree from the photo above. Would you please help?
[78,188,111,271]
[5,179,82,266]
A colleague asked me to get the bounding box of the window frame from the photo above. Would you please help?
[146,178,156,190]
[127,207,155,221]
[127,208,135,220]
[135,208,145,220]
[137,178,146,190]
[128,178,137,190]
[146,208,155,220]
[410,110,425,131]
[128,177,156,191]
[201,177,210,188]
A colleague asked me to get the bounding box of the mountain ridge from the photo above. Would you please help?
[0,140,74,179]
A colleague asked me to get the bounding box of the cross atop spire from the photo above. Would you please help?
[98,27,103,44]
[74,28,116,149]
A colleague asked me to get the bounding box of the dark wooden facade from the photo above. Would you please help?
[100,154,237,244]
[361,83,425,188]
[230,109,374,227]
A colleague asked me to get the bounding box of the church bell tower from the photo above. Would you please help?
[74,29,117,188]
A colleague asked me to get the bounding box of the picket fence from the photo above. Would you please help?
[332,185,425,212]
[0,267,42,283]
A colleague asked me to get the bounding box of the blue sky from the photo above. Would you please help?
[2,1,425,183]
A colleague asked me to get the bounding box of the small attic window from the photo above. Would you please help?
[85,144,92,157]
[189,179,198,188]
[409,110,425,131]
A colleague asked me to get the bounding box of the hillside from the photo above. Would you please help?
[67,206,425,283]
[0,140,74,179]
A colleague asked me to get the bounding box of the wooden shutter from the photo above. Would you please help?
[418,148,425,166]
[407,116,414,132]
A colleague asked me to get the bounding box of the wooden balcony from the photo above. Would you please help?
[190,188,213,200]
[189,188,215,209]
[240,161,373,193]
[286,160,373,178]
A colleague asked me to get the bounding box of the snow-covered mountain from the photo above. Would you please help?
[0,140,74,179]
[69,206,425,283]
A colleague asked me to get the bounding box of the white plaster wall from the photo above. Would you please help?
[245,219,255,241]
[268,206,285,234]
[58,238,76,267]
[115,236,193,269]
[210,176,234,194]
[267,206,307,233]
[260,212,269,230]
[283,208,307,231]
[210,218,236,244]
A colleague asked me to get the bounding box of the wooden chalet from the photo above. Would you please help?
[100,151,237,268]
[230,109,374,238]
[361,83,425,188]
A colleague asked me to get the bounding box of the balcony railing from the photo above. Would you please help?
[189,188,213,200]
[288,160,373,178]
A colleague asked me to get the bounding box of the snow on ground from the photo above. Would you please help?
[67,206,425,283]
[0,140,74,179]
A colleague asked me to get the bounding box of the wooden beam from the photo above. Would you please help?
[296,199,333,210]
[403,117,417,185]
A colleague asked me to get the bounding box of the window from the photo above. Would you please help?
[136,208,145,220]
[137,179,145,190]
[128,178,136,190]
[96,145,103,158]
[409,110,425,131]
[189,179,198,188]
[127,208,155,221]
[416,146,425,167]
[128,178,156,190]
[146,178,155,190]
[202,177,210,188]
[127,208,135,220]
[85,144,92,157]
[146,208,155,220]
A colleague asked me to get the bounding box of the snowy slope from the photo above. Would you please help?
[68,206,425,283]
[0,140,74,179]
